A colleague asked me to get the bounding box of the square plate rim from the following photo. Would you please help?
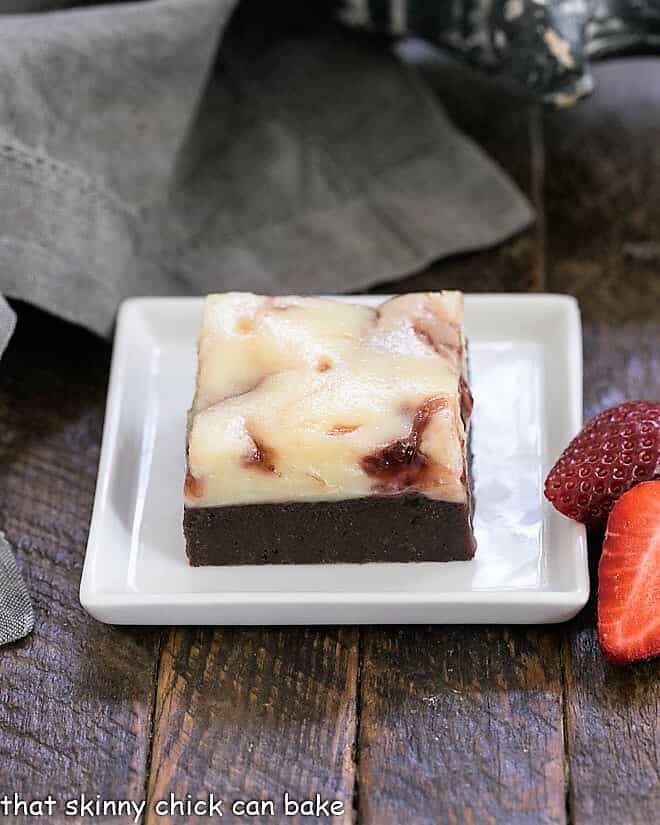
[80,293,589,624]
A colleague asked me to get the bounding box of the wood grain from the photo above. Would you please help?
[545,60,660,327]
[358,628,566,825]
[0,304,162,822]
[545,59,660,825]
[146,627,358,824]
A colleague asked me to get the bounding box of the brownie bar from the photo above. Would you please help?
[184,494,475,565]
[184,292,475,565]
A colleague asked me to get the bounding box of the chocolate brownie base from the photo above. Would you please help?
[184,494,475,566]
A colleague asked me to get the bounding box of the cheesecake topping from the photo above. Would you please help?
[186,292,470,507]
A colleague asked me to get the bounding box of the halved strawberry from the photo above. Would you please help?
[597,480,660,664]
[545,401,659,527]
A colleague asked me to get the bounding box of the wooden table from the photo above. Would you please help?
[1,59,658,825]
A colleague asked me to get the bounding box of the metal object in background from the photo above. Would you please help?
[338,1,660,105]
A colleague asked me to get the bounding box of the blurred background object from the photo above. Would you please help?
[339,0,660,105]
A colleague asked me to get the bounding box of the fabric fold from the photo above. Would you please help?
[0,531,35,647]
[0,299,33,647]
[0,0,532,337]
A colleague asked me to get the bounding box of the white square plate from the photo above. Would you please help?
[80,295,588,625]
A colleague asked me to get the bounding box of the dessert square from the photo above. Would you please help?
[183,292,475,565]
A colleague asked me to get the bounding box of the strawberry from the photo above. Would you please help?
[597,481,660,664]
[544,401,659,527]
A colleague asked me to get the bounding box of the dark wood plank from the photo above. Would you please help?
[358,62,567,825]
[146,627,358,824]
[545,59,660,327]
[359,627,566,825]
[0,304,161,821]
[544,59,660,825]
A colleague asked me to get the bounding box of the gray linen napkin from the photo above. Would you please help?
[0,0,532,336]
[0,297,35,646]
[0,1,533,640]
[0,532,35,647]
